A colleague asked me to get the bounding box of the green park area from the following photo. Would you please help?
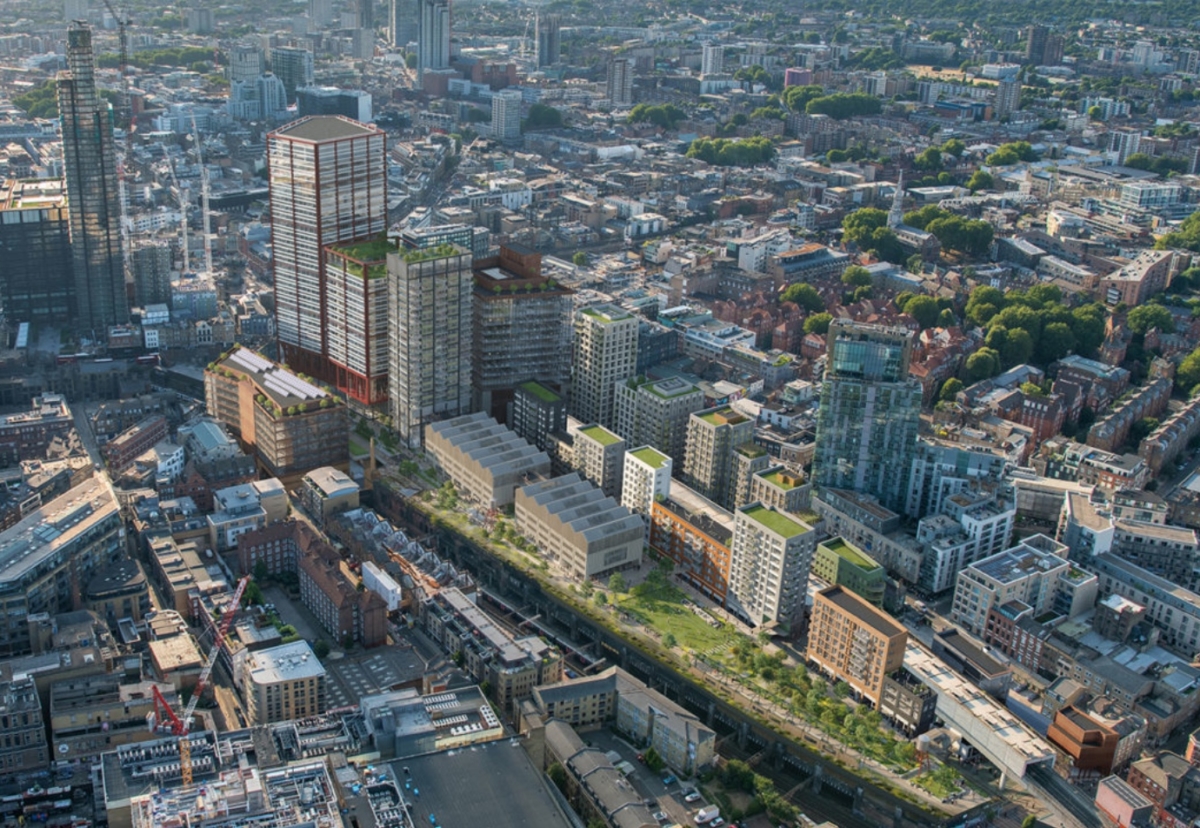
[612,567,742,654]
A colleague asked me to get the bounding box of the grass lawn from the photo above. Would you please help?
[913,768,960,799]
[617,575,742,654]
[349,436,369,456]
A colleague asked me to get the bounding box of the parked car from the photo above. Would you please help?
[684,791,702,803]
[662,774,677,785]
[654,813,668,822]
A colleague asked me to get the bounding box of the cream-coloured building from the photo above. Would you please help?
[573,424,625,500]
[425,411,550,507]
[571,305,638,428]
[728,504,816,630]
[240,640,327,725]
[515,472,643,579]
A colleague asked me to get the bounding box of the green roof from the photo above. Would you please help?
[519,381,561,403]
[579,425,622,447]
[819,537,879,570]
[581,306,630,323]
[630,447,669,469]
[333,235,395,262]
[763,470,801,490]
[742,504,810,538]
[401,243,463,264]
[736,444,766,458]
[698,408,746,426]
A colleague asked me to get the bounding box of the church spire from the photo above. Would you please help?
[888,171,905,229]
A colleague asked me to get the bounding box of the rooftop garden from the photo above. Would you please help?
[743,504,808,537]
[763,470,801,490]
[736,443,767,458]
[699,408,743,425]
[580,425,622,447]
[519,381,561,403]
[822,537,878,569]
[402,243,462,264]
[630,447,669,469]
[334,234,394,262]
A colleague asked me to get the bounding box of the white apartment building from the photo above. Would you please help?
[571,305,638,429]
[950,535,1070,636]
[621,446,672,520]
[728,504,816,629]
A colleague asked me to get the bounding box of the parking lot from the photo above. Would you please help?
[585,729,715,826]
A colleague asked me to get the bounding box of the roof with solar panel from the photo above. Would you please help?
[217,347,338,409]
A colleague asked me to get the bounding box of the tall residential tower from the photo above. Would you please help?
[813,320,921,514]
[58,22,128,330]
[571,305,638,428]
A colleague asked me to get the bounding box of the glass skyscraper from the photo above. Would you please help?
[58,22,128,331]
[814,320,922,514]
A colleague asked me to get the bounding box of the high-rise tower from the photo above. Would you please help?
[388,244,473,448]
[535,13,561,67]
[267,116,387,384]
[388,0,418,47]
[417,0,450,80]
[701,43,724,76]
[571,305,638,428]
[491,88,522,141]
[606,58,633,107]
[58,22,128,331]
[813,320,921,514]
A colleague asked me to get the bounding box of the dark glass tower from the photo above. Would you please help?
[814,320,922,513]
[58,22,128,331]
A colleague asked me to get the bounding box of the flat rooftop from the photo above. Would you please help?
[629,446,669,470]
[1,178,66,210]
[817,585,904,638]
[216,346,337,409]
[246,640,326,685]
[392,742,573,828]
[0,476,118,587]
[273,114,380,142]
[819,537,880,571]
[578,424,623,447]
[580,304,633,324]
[741,503,810,538]
[519,381,562,403]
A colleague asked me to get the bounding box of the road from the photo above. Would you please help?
[71,403,104,468]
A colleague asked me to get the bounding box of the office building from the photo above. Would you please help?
[613,376,705,466]
[357,0,374,29]
[204,346,349,485]
[268,116,387,382]
[0,477,121,658]
[58,22,127,331]
[241,640,327,725]
[84,559,151,625]
[0,179,74,323]
[728,504,816,629]
[472,246,573,422]
[425,412,550,507]
[606,58,633,107]
[515,473,644,579]
[296,86,372,121]
[417,0,450,80]
[389,0,418,46]
[814,321,921,514]
[701,43,723,76]
[571,305,638,428]
[808,585,907,706]
[322,236,391,406]
[510,382,567,451]
[309,0,334,27]
[269,46,314,102]
[951,535,1070,636]
[622,446,671,519]
[574,424,625,500]
[300,466,360,526]
[0,676,48,773]
[50,676,175,763]
[879,669,937,737]
[535,13,561,67]
[388,243,472,448]
[813,537,886,606]
[491,88,522,140]
[682,406,754,511]
[995,76,1021,120]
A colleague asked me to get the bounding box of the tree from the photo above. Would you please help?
[841,208,889,246]
[966,169,994,193]
[913,147,943,171]
[1087,105,1102,120]
[941,138,966,157]
[1158,211,1200,252]
[987,141,1039,165]
[1128,304,1176,335]
[966,286,1005,326]
[781,283,825,312]
[1130,417,1160,443]
[940,378,964,401]
[783,84,824,112]
[1071,304,1107,354]
[524,103,563,130]
[594,591,608,606]
[938,308,957,327]
[903,295,941,329]
[547,762,569,795]
[966,348,1001,381]
[1037,322,1077,363]
[804,312,833,335]
[628,103,685,129]
[904,205,951,231]
[1178,345,1200,393]
[662,633,677,648]
[907,254,924,274]
[1002,328,1035,365]
[253,559,269,583]
[608,572,626,593]
[805,93,882,119]
[313,639,331,658]
[841,265,873,287]
[572,251,588,267]
[686,136,775,166]
[1022,816,1038,828]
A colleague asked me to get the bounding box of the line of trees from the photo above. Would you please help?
[686,136,775,166]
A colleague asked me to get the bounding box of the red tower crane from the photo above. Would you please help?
[150,575,251,786]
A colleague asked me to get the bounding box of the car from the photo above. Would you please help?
[710,819,724,827]
[654,813,668,823]
[645,799,657,809]
[662,774,677,785]
[684,792,702,803]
